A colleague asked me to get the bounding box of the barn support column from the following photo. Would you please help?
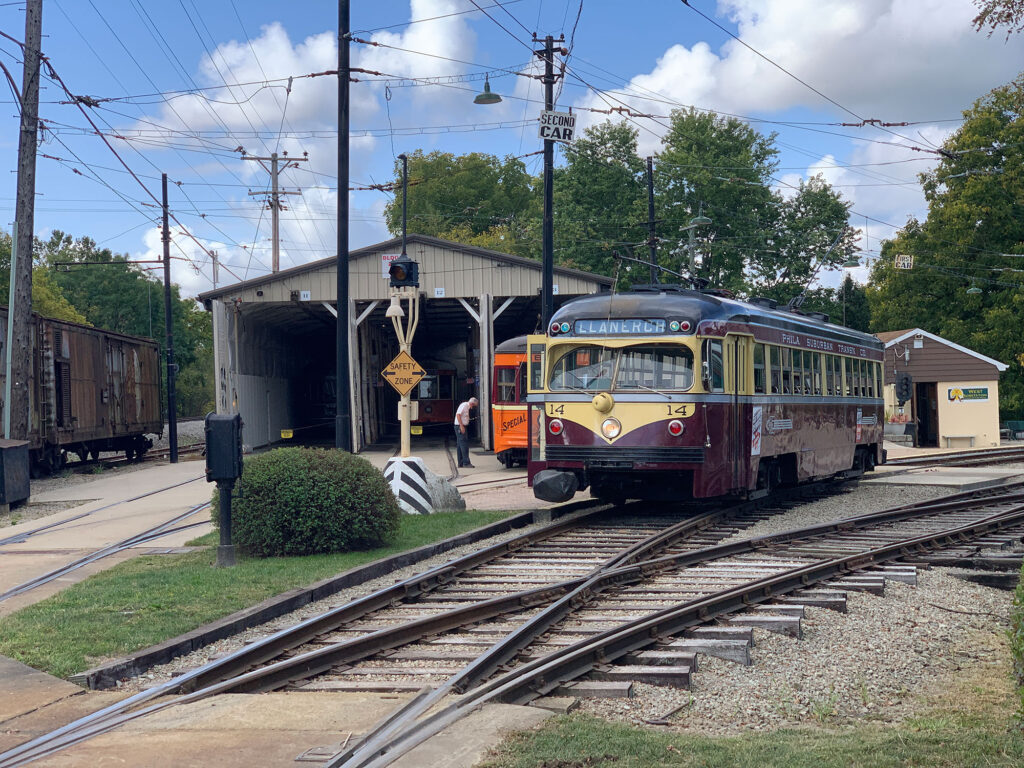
[323,299,379,453]
[457,295,494,451]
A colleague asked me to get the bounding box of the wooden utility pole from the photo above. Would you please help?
[11,0,41,439]
[162,174,178,463]
[245,152,306,273]
[646,157,658,284]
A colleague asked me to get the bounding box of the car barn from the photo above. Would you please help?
[198,234,612,452]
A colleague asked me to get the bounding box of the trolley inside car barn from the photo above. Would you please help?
[198,234,612,453]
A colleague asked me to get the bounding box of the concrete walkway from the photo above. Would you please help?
[0,460,213,616]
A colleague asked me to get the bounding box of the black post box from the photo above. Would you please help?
[205,413,243,483]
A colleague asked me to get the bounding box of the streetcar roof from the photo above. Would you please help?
[495,335,529,354]
[549,289,882,350]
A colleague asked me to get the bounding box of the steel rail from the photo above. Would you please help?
[340,502,1024,768]
[0,499,615,766]
[331,485,1024,767]
[0,501,212,602]
[0,477,203,547]
[5,480,1011,766]
[887,445,1024,468]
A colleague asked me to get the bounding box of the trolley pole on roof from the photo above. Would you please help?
[161,174,178,463]
[335,0,352,452]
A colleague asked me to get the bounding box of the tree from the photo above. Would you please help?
[552,120,645,280]
[867,74,1024,417]
[748,176,858,304]
[37,231,214,417]
[0,229,88,324]
[797,276,870,332]
[972,0,1024,36]
[656,108,781,293]
[384,151,538,257]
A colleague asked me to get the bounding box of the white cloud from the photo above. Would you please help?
[573,0,1022,154]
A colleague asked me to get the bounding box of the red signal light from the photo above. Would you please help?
[667,419,684,436]
[548,418,564,436]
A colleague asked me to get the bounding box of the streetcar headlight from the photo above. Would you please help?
[548,418,564,436]
[667,419,685,436]
[601,418,621,439]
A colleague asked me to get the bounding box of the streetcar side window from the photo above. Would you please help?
[753,343,766,394]
[781,348,793,394]
[702,339,724,392]
[495,367,517,404]
[844,357,853,396]
[812,353,822,396]
[795,351,807,395]
[860,359,869,397]
[770,346,782,394]
[825,355,835,396]
[874,362,881,399]
[529,344,545,392]
[518,363,528,404]
[617,345,694,391]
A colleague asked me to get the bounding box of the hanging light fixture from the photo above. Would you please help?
[841,256,861,268]
[473,76,502,105]
[966,282,982,295]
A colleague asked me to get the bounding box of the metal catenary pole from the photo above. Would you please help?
[161,174,178,463]
[335,0,352,452]
[11,0,42,440]
[646,157,657,284]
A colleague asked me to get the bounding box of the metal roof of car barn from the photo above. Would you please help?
[198,233,613,307]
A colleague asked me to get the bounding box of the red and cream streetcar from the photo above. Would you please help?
[527,287,884,503]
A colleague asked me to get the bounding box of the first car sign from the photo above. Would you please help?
[538,110,576,143]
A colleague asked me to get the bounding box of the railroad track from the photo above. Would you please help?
[2,480,1022,766]
[65,442,204,473]
[886,444,1024,468]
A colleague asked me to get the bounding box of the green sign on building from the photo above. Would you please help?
[947,387,988,402]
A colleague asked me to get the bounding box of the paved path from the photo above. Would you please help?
[0,460,213,616]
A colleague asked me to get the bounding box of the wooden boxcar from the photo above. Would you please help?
[0,308,163,473]
[527,288,884,503]
[492,336,529,467]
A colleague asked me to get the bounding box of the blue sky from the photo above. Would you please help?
[1,0,1020,297]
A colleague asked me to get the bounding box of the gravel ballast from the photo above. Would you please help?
[115,475,1021,737]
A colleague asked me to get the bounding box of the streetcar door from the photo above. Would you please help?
[725,334,752,492]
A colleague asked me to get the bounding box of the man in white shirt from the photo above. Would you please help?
[453,397,478,468]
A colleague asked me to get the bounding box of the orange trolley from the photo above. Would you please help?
[492,336,529,468]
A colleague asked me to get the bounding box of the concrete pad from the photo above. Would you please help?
[0,655,84,724]
[862,466,1024,491]
[0,462,213,612]
[24,692,550,768]
[392,703,551,768]
[0,691,126,753]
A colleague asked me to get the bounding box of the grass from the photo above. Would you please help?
[482,641,1024,768]
[0,509,513,679]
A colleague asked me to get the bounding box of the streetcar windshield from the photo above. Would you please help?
[549,345,694,392]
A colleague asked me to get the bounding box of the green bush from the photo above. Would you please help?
[212,447,400,557]
[1013,563,1024,725]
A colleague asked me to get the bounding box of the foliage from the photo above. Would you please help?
[35,231,214,417]
[973,0,1024,36]
[552,120,646,282]
[0,509,511,677]
[384,150,538,258]
[0,230,88,324]
[793,276,870,332]
[867,74,1024,418]
[213,447,400,557]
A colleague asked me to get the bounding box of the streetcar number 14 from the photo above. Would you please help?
[666,404,690,416]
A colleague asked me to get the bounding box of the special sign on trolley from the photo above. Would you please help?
[381,350,426,397]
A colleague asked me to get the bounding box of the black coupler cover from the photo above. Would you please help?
[533,469,579,503]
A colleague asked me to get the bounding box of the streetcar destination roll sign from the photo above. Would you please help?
[574,318,666,335]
